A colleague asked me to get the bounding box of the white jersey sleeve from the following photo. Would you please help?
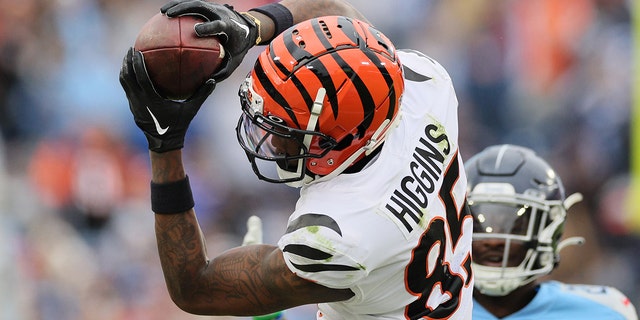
[278,213,368,289]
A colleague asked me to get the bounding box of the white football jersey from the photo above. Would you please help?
[278,50,474,319]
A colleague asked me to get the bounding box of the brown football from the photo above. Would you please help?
[134,13,224,100]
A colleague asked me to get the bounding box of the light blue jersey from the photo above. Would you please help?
[473,281,638,320]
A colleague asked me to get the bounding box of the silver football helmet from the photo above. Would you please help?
[465,144,584,296]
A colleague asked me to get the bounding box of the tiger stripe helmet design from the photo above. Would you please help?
[236,16,404,186]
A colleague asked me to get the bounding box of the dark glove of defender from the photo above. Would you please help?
[119,47,215,153]
[161,0,258,82]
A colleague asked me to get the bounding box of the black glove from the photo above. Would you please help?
[161,0,258,82]
[119,47,215,153]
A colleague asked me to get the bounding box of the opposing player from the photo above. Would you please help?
[119,0,473,318]
[465,144,638,320]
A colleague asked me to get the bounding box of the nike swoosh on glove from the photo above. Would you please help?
[119,47,215,153]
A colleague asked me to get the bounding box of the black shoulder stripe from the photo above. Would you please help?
[402,65,432,82]
[398,49,435,82]
[291,261,360,272]
[285,213,342,236]
[282,244,332,260]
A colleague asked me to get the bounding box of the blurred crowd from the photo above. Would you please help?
[0,0,636,319]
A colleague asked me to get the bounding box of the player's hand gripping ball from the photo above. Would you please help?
[161,1,259,82]
[134,13,224,100]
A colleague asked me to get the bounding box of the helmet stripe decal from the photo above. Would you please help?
[309,18,342,116]
[332,51,376,133]
[361,48,398,121]
[361,23,400,120]
[267,16,394,131]
[335,16,360,44]
[366,24,395,58]
[243,15,404,180]
[267,41,290,76]
[253,61,302,128]
[338,16,397,122]
[273,19,339,117]
[310,16,374,124]
[267,20,333,123]
[291,76,314,113]
[265,37,315,125]
[269,23,315,76]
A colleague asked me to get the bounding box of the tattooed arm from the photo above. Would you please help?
[150,150,353,315]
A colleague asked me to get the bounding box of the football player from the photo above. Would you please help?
[119,0,473,319]
[466,144,638,320]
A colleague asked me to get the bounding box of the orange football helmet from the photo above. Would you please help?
[236,15,404,186]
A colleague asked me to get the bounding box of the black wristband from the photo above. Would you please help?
[250,3,293,44]
[150,176,194,214]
